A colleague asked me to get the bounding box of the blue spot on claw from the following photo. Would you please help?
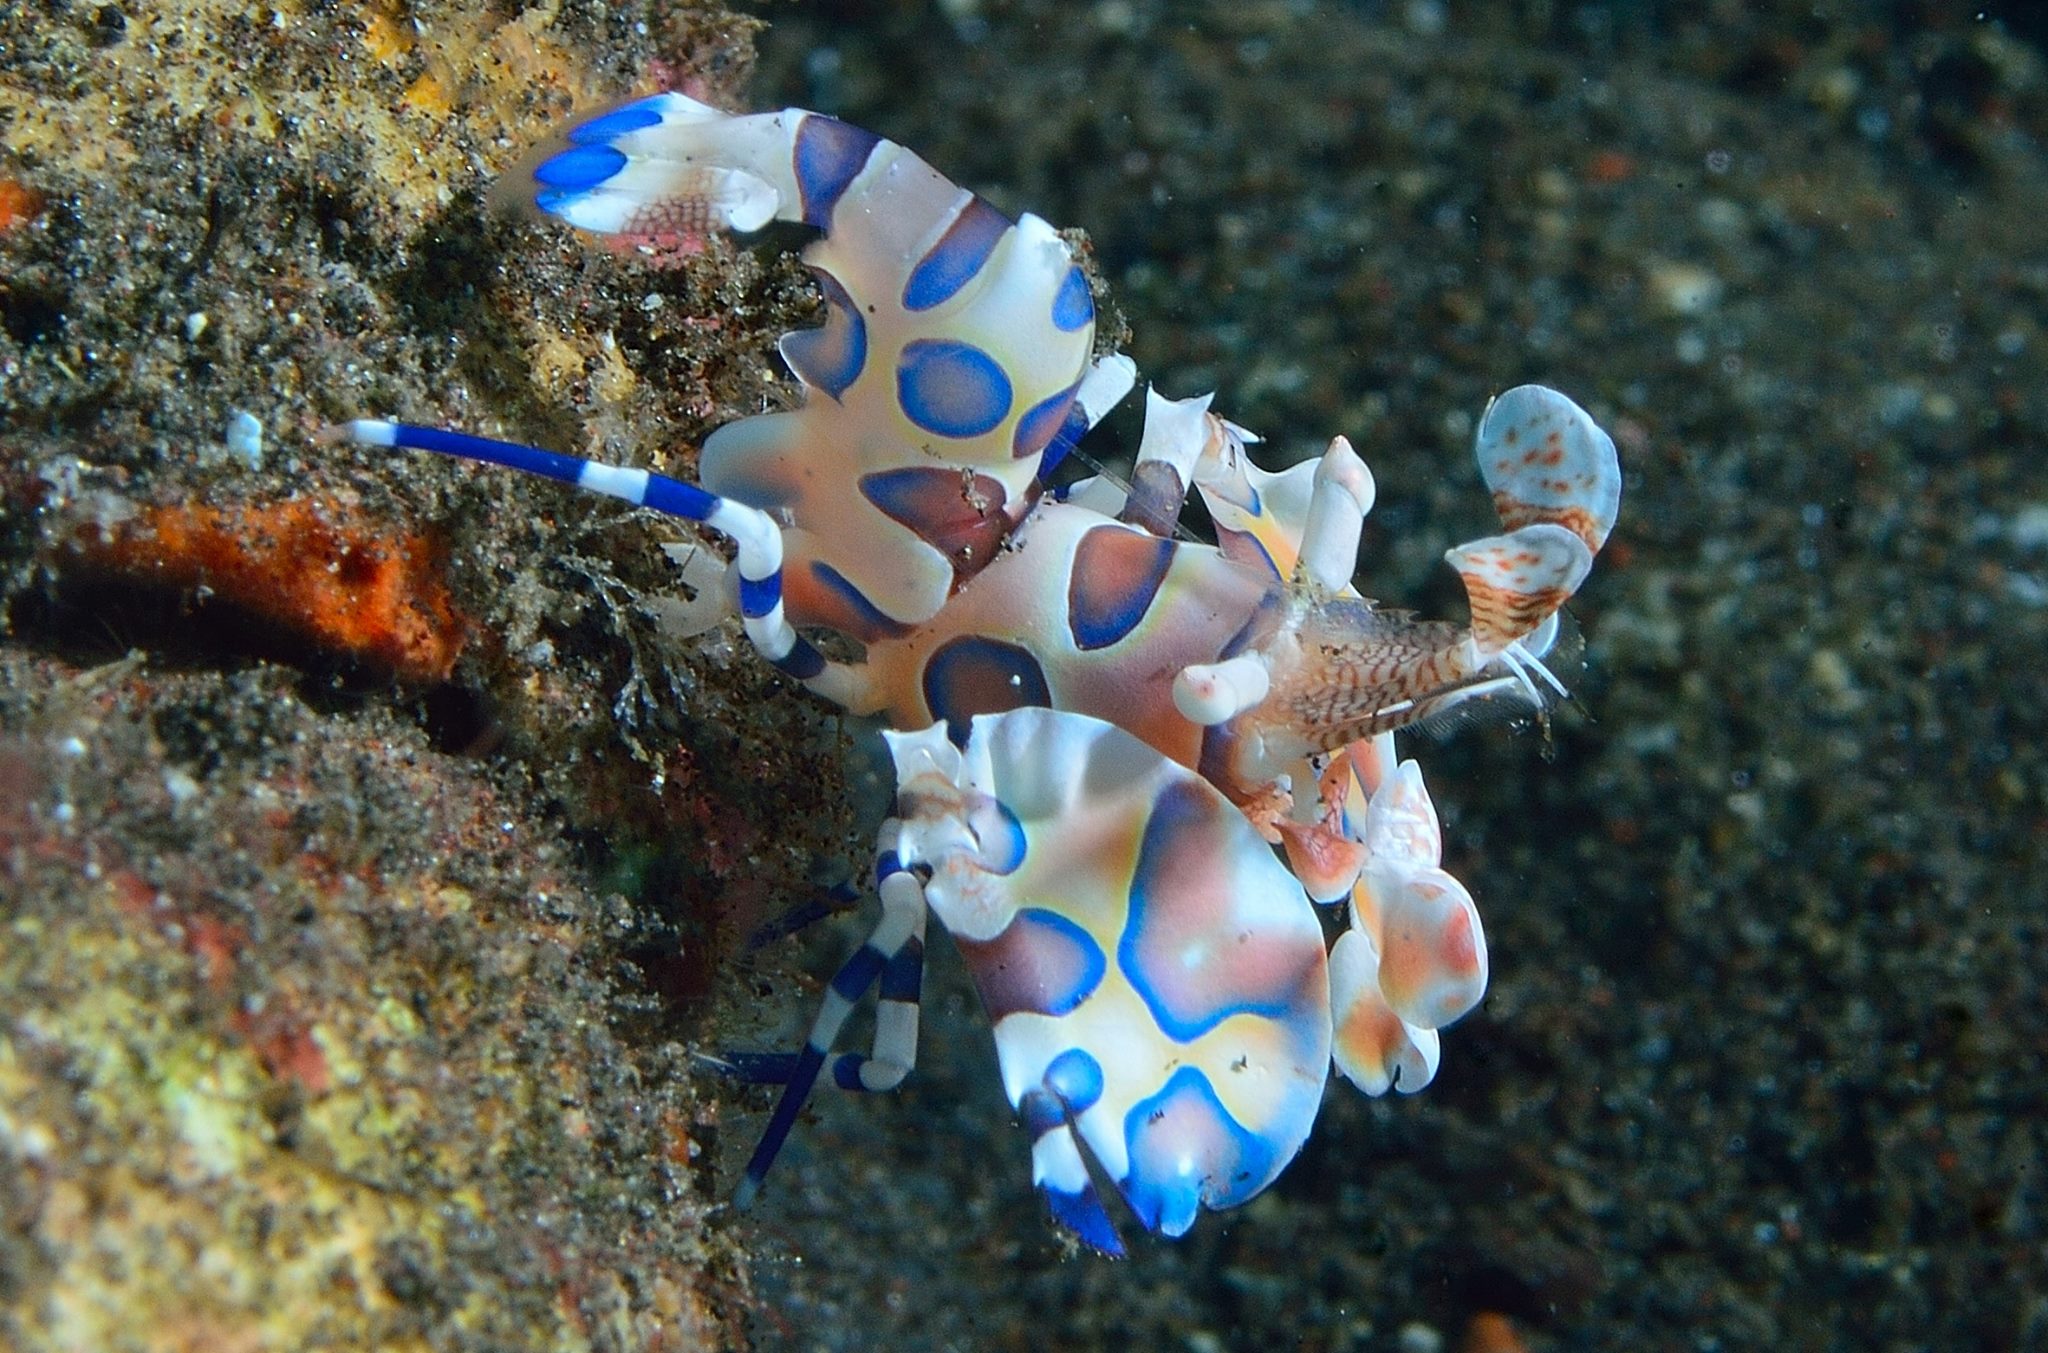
[533,188,580,218]
[1120,1066,1281,1235]
[1052,264,1093,332]
[534,145,628,190]
[781,268,867,400]
[897,339,1013,439]
[1044,1183,1125,1256]
[793,116,881,228]
[569,102,664,145]
[903,196,1011,312]
[1013,381,1080,462]
[1043,1047,1105,1115]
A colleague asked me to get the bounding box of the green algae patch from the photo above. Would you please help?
[0,654,748,1351]
[3,884,453,1349]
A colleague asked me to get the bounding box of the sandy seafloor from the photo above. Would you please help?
[2,1,2045,1349]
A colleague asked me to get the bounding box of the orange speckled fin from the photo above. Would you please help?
[1475,384,1622,554]
[1444,523,1592,658]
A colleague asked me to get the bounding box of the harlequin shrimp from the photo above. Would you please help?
[331,92,1621,1255]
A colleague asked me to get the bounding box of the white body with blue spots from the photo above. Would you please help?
[339,91,1623,1255]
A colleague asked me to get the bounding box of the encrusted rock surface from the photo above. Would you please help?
[4,3,2044,1350]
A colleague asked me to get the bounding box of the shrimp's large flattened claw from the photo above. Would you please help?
[886,709,1332,1252]
[519,91,1107,640]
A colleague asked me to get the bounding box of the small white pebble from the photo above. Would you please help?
[184,311,209,341]
[1696,197,1746,240]
[1404,0,1447,37]
[1648,259,1723,316]
[163,767,201,807]
[225,410,264,469]
[2006,504,2048,551]
[1094,0,1135,34]
[14,1121,56,1163]
[37,457,81,502]
[57,735,87,758]
[1397,1322,1445,1353]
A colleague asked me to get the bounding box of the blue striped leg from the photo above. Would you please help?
[732,825,929,1209]
[743,877,863,952]
[325,420,880,713]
